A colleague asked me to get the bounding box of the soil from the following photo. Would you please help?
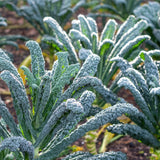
[0,5,153,160]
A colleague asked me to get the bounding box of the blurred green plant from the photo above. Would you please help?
[0,16,7,26]
[134,1,160,49]
[150,148,160,160]
[0,16,28,48]
[87,0,145,23]
[0,16,28,59]
[5,0,86,35]
[0,0,18,7]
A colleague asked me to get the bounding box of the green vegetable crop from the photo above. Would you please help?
[0,40,126,159]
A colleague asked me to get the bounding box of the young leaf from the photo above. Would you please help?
[111,19,148,58]
[26,40,45,81]
[115,15,136,42]
[140,52,160,88]
[43,17,78,63]
[78,15,92,41]
[100,19,117,42]
[87,17,98,34]
[69,29,92,49]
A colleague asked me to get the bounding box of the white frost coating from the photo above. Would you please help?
[150,87,160,95]
[78,15,92,40]
[87,17,98,34]
[117,35,150,57]
[78,90,96,117]
[111,19,148,58]
[26,40,45,80]
[62,151,126,160]
[115,15,136,42]
[66,99,84,114]
[69,29,92,49]
[143,52,160,88]
[0,137,34,159]
[98,39,114,55]
[0,50,23,85]
[0,49,11,61]
[71,19,80,30]
[79,48,92,60]
[148,49,160,57]
[43,17,78,63]
[100,19,117,42]
[75,53,100,79]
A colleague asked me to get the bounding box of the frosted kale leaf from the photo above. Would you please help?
[26,41,45,81]
[43,16,78,64]
[134,1,160,49]
[43,14,149,107]
[0,41,127,159]
[0,137,34,160]
[62,151,126,160]
[114,52,160,148]
[107,124,160,148]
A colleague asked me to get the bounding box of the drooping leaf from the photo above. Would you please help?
[107,124,160,148]
[0,98,21,136]
[0,71,35,140]
[75,54,100,79]
[0,137,34,160]
[117,77,156,123]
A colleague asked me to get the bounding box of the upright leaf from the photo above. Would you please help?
[26,41,45,81]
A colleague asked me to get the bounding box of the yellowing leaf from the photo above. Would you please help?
[71,145,84,152]
[18,55,31,85]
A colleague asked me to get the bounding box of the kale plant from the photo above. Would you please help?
[3,0,86,70]
[0,0,18,7]
[0,40,127,159]
[109,50,160,148]
[43,14,149,107]
[5,0,86,35]
[43,14,151,154]
[87,0,145,22]
[134,1,160,49]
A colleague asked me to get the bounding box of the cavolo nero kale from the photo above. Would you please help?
[43,14,149,107]
[108,50,160,148]
[0,40,127,159]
